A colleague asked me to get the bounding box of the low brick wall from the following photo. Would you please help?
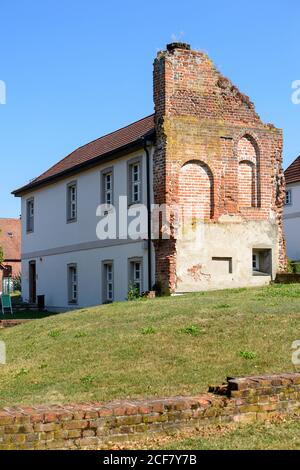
[275,273,300,283]
[0,319,29,329]
[1,373,300,450]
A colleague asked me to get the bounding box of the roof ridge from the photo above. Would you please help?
[29,114,155,185]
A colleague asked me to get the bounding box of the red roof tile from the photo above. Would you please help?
[285,156,300,185]
[0,219,21,261]
[13,114,155,196]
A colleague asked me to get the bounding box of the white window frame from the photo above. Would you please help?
[103,171,113,205]
[68,264,78,304]
[67,182,77,222]
[252,253,260,272]
[129,258,143,294]
[26,198,34,233]
[103,261,114,303]
[285,189,292,206]
[128,158,142,205]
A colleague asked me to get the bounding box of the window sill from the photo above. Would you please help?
[67,219,77,224]
[252,271,270,277]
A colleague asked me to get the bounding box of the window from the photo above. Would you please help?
[285,189,292,206]
[26,198,34,233]
[103,262,114,303]
[67,182,77,222]
[252,253,260,272]
[68,264,78,304]
[102,169,113,205]
[252,249,272,277]
[129,259,143,294]
[128,160,142,204]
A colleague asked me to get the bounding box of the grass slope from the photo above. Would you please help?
[0,284,300,407]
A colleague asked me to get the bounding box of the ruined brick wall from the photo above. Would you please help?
[1,373,300,449]
[153,42,286,292]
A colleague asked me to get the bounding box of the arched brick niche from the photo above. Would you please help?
[178,160,214,222]
[237,135,261,209]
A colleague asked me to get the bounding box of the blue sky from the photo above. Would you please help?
[0,0,299,217]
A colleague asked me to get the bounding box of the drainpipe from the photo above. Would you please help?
[144,138,153,292]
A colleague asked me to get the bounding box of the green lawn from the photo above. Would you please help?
[124,419,300,450]
[0,284,300,407]
[1,310,57,320]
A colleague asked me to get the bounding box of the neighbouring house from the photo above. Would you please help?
[0,218,21,290]
[13,42,286,311]
[284,156,300,261]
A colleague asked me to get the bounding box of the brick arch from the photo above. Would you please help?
[178,160,214,221]
[237,135,261,208]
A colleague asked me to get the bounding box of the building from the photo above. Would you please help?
[0,218,21,290]
[284,156,300,261]
[13,42,286,311]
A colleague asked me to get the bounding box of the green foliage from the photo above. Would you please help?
[214,303,231,309]
[74,331,87,339]
[80,375,95,386]
[48,330,61,338]
[179,325,201,337]
[12,273,22,292]
[127,282,142,301]
[239,350,257,360]
[141,326,157,335]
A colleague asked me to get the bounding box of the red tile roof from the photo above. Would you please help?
[285,156,300,185]
[0,219,21,261]
[13,114,155,196]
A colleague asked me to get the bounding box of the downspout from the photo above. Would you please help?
[144,138,153,292]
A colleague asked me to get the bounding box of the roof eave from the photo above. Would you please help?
[12,132,155,197]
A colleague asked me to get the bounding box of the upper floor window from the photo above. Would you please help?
[67,182,77,222]
[128,160,142,204]
[26,198,34,233]
[101,168,113,205]
[285,189,292,206]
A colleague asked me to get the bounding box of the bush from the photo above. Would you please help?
[12,273,22,292]
[127,282,142,301]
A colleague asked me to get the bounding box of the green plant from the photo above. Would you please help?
[128,282,142,301]
[15,368,29,377]
[74,331,87,338]
[215,303,231,309]
[12,273,22,292]
[48,330,61,338]
[80,375,95,386]
[180,325,201,337]
[141,326,157,335]
[239,350,257,360]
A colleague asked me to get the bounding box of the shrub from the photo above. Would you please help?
[239,350,257,360]
[12,273,22,292]
[127,282,142,301]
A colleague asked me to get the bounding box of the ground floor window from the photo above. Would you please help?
[103,261,114,303]
[129,258,143,294]
[68,264,78,304]
[252,249,272,276]
[252,253,260,271]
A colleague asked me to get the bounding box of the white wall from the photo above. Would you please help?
[21,148,155,310]
[284,182,300,261]
[21,149,149,254]
[21,242,148,310]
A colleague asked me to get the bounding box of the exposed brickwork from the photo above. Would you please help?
[153,43,286,292]
[179,161,213,221]
[0,320,29,329]
[1,373,300,449]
